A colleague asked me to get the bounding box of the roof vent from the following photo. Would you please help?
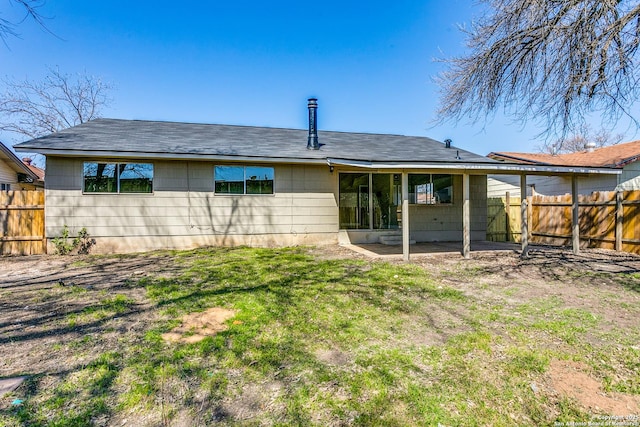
[585,141,596,152]
[307,98,319,150]
[22,157,32,166]
[444,138,452,148]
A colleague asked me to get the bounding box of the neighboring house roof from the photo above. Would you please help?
[14,118,621,176]
[22,158,45,181]
[0,141,42,183]
[488,140,640,168]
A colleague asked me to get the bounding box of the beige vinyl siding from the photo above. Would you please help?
[409,175,487,241]
[0,159,17,184]
[45,157,338,253]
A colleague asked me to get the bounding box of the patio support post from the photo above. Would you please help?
[520,174,529,258]
[402,171,410,261]
[462,173,471,259]
[572,175,580,255]
[616,190,623,252]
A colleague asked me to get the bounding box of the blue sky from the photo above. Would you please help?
[2,0,635,163]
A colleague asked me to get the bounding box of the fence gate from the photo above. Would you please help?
[0,190,45,255]
[487,193,522,242]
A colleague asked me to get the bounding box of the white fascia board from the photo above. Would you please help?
[326,158,621,175]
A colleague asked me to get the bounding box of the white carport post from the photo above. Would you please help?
[462,173,471,259]
[571,175,580,255]
[520,174,529,257]
[402,171,410,261]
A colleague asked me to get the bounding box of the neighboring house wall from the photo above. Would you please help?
[45,157,339,253]
[487,174,618,197]
[409,175,487,241]
[618,161,640,189]
[0,159,42,190]
[487,176,521,198]
[0,159,17,187]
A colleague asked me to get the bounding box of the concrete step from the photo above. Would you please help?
[379,234,416,245]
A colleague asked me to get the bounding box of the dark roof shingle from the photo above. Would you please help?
[14,118,494,165]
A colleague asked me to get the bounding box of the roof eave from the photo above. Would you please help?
[327,158,621,175]
[25,147,330,165]
[1,142,40,180]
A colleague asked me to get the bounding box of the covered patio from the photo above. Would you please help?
[330,159,622,261]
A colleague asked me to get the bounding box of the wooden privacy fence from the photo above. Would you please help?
[488,190,640,254]
[0,190,45,255]
[487,192,522,242]
[529,190,640,254]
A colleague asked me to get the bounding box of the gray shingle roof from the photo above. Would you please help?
[14,118,495,164]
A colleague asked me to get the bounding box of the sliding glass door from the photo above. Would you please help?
[339,173,401,230]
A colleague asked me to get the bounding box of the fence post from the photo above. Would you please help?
[616,190,623,252]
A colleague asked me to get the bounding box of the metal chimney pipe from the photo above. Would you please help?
[307,98,319,150]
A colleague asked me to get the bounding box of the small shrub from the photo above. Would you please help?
[75,227,96,254]
[52,225,95,255]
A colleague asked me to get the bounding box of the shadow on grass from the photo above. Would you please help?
[472,248,640,293]
[0,246,494,425]
[0,301,148,345]
[0,353,120,427]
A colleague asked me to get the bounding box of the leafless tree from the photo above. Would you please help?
[1,0,48,45]
[0,67,112,139]
[537,125,623,154]
[436,0,640,137]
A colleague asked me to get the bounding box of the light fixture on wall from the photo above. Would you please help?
[329,165,334,173]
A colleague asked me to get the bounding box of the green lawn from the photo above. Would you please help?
[1,246,639,426]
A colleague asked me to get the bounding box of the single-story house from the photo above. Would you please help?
[14,99,621,258]
[487,140,640,197]
[0,141,44,190]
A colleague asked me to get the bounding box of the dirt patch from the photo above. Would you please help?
[316,349,351,367]
[161,307,237,344]
[548,359,640,415]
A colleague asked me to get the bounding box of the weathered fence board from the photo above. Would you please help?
[487,193,522,242]
[508,190,640,255]
[0,190,45,255]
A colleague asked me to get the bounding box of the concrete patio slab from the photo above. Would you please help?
[341,241,521,259]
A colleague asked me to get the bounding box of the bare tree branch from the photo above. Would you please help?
[536,124,623,154]
[0,0,50,46]
[436,0,640,138]
[0,67,113,139]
